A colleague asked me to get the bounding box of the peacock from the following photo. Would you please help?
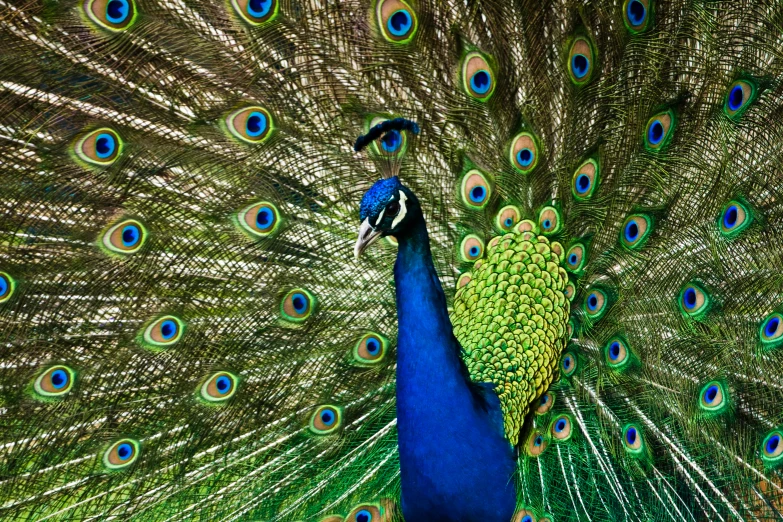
[2,0,783,520]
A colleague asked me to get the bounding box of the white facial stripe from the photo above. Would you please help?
[391,190,408,229]
[374,207,386,227]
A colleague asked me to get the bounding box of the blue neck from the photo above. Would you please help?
[393,217,516,522]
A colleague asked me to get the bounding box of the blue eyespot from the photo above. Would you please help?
[320,409,335,426]
[216,376,231,394]
[561,352,576,376]
[521,516,533,522]
[381,130,402,152]
[767,317,780,337]
[106,0,130,24]
[50,369,68,389]
[121,225,141,248]
[387,9,412,37]
[724,205,738,228]
[683,288,696,309]
[609,342,620,360]
[626,427,637,445]
[575,174,591,193]
[516,148,533,167]
[0,276,7,298]
[587,294,598,311]
[555,419,566,432]
[504,217,513,227]
[291,293,307,314]
[248,0,272,17]
[534,435,543,446]
[626,0,646,26]
[355,509,373,522]
[704,385,718,403]
[728,85,744,111]
[117,443,133,461]
[571,54,589,79]
[95,133,116,158]
[159,320,176,341]
[366,338,380,355]
[679,283,709,319]
[469,246,479,257]
[648,120,664,145]
[245,111,268,137]
[470,185,486,203]
[625,221,639,242]
[256,207,274,230]
[470,70,492,95]
[569,253,578,265]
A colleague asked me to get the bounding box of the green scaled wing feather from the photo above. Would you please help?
[1,0,783,520]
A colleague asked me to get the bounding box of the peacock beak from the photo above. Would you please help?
[355,218,383,259]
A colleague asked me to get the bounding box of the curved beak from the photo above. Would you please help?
[354,218,383,259]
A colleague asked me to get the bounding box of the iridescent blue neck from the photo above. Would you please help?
[393,216,516,521]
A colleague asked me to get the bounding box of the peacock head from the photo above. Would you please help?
[354,176,420,259]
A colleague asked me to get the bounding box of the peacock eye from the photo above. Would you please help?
[0,272,15,303]
[510,132,539,173]
[75,128,123,166]
[84,0,137,31]
[200,372,238,402]
[719,200,751,237]
[33,365,76,398]
[462,52,495,101]
[526,429,549,456]
[568,37,595,85]
[550,414,573,441]
[281,288,316,322]
[565,243,586,272]
[460,235,484,262]
[496,205,521,232]
[605,337,631,369]
[142,316,184,348]
[679,282,709,319]
[645,110,676,150]
[310,405,343,434]
[536,392,555,414]
[762,430,783,464]
[561,351,577,376]
[376,0,417,43]
[353,332,388,364]
[621,214,652,249]
[623,0,651,32]
[623,424,644,455]
[584,288,609,319]
[226,107,273,143]
[564,281,576,301]
[230,0,278,25]
[347,504,383,522]
[238,202,281,238]
[760,312,783,348]
[514,510,536,522]
[572,158,599,200]
[101,219,147,255]
[725,80,756,118]
[538,206,561,235]
[103,439,140,470]
[699,381,727,412]
[385,201,401,217]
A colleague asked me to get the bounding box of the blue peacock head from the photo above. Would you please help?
[353,118,421,259]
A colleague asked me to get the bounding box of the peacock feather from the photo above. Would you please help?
[1,0,783,520]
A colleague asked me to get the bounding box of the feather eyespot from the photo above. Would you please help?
[456,272,472,290]
[200,372,238,402]
[568,37,594,85]
[230,0,278,25]
[622,424,645,455]
[310,405,343,434]
[101,219,147,255]
[550,414,573,441]
[621,214,652,249]
[762,430,783,465]
[238,202,281,237]
[565,243,586,273]
[142,316,184,348]
[281,289,315,322]
[103,439,140,470]
[572,158,599,200]
[538,207,561,235]
[678,283,709,319]
[536,392,555,414]
[0,272,15,303]
[623,0,651,32]
[724,80,756,119]
[605,337,631,370]
[584,288,608,319]
[462,52,495,101]
[347,504,386,522]
[513,509,536,522]
[226,107,273,143]
[84,0,137,31]
[368,117,409,157]
[526,429,549,456]
[699,381,728,413]
[564,281,576,302]
[496,205,521,232]
[33,365,75,398]
[354,332,388,365]
[510,132,539,173]
[460,170,491,209]
[645,110,676,150]
[719,200,751,237]
[760,313,783,348]
[561,351,577,377]
[377,0,417,43]
[75,128,123,166]
[460,235,484,262]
